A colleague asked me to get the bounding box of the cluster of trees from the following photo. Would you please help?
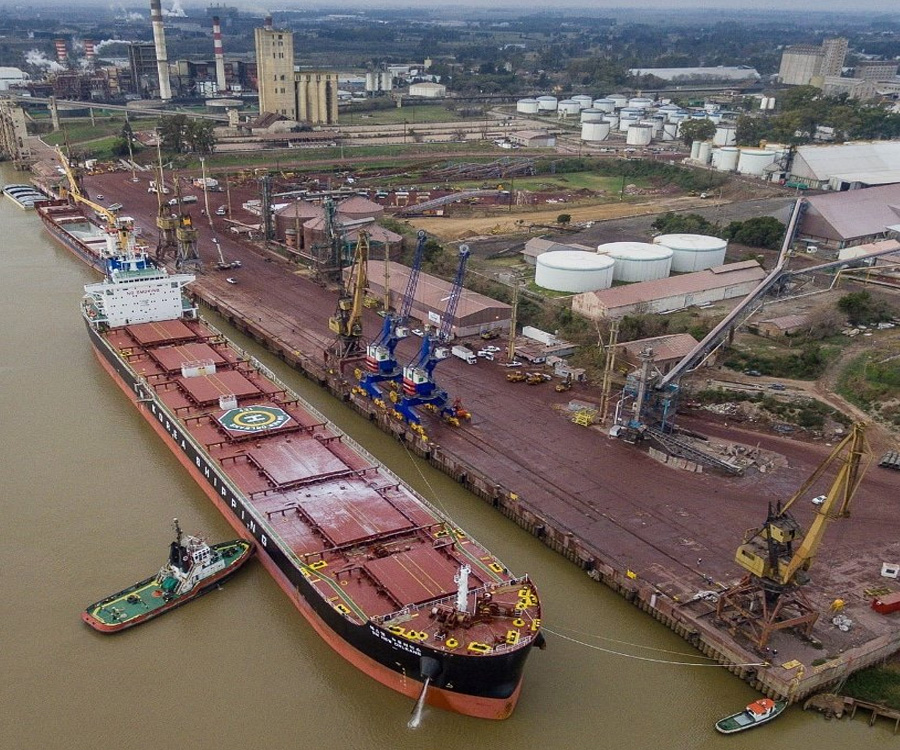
[735,86,900,147]
[837,291,896,326]
[651,212,784,249]
[157,115,216,156]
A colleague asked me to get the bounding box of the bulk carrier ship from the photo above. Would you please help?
[75,229,543,718]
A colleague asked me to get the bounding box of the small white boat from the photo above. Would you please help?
[715,697,787,734]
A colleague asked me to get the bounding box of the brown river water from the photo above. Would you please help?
[0,163,891,749]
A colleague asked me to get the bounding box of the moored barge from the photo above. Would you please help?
[79,244,542,719]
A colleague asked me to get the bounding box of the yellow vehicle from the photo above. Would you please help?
[506,371,526,383]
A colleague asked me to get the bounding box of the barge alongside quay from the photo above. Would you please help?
[79,244,542,719]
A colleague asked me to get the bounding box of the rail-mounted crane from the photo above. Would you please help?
[55,146,137,260]
[327,232,369,362]
[357,230,428,400]
[393,245,471,426]
[714,422,870,649]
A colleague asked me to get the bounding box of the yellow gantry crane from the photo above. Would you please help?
[715,422,870,649]
[327,232,369,362]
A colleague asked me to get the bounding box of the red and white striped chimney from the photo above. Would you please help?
[212,16,227,93]
[149,0,172,101]
[54,39,68,66]
[84,39,96,65]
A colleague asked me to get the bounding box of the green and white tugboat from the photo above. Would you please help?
[715,697,788,734]
[82,519,253,632]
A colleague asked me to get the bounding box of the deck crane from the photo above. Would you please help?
[358,230,428,400]
[327,232,369,363]
[394,245,471,426]
[714,422,871,649]
[55,146,137,261]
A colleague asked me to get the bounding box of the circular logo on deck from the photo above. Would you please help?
[219,406,292,433]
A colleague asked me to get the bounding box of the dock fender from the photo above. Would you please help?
[419,655,442,680]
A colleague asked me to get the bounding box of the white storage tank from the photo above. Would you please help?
[626,123,653,146]
[619,112,639,132]
[641,118,663,138]
[535,251,615,292]
[537,96,558,112]
[628,96,654,110]
[598,242,673,282]
[607,94,628,109]
[653,233,728,272]
[713,125,737,146]
[558,99,581,116]
[661,122,679,141]
[572,95,594,109]
[712,146,740,172]
[697,140,712,164]
[737,148,776,176]
[593,98,616,112]
[690,140,702,160]
[707,112,723,124]
[517,98,540,114]
[580,108,606,123]
[581,121,611,141]
[602,114,619,129]
[668,110,689,124]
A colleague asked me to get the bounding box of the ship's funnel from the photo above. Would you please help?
[149,0,172,101]
[212,16,226,93]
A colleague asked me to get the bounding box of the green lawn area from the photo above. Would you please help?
[343,106,469,126]
[43,118,157,147]
[452,172,651,194]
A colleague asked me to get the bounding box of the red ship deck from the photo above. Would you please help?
[102,317,540,649]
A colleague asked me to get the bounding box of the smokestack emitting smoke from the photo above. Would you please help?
[149,0,172,101]
[84,39,96,64]
[212,16,226,92]
[54,39,67,65]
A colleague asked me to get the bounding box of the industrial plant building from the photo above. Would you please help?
[788,141,900,190]
[571,261,766,320]
[617,333,704,375]
[254,18,339,125]
[364,261,511,338]
[778,38,847,87]
[799,185,900,249]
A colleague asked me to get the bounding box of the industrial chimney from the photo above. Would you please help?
[149,0,172,101]
[264,16,273,30]
[54,39,68,66]
[212,16,227,93]
[83,39,96,66]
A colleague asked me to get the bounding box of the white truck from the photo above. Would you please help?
[451,346,477,365]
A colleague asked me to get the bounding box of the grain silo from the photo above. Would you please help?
[517,98,540,114]
[653,234,727,272]
[737,148,776,176]
[537,96,558,112]
[535,251,615,292]
[598,242,673,282]
[626,123,653,146]
[581,121,611,141]
[711,146,740,172]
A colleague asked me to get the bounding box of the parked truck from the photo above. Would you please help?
[451,345,477,364]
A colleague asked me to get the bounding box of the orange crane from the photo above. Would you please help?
[715,422,870,649]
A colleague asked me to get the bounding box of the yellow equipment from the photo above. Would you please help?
[327,232,368,360]
[715,422,870,649]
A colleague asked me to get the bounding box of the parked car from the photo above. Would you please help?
[216,206,227,216]
[812,494,826,506]
[769,383,786,391]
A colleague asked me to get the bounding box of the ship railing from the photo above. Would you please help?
[199,320,502,537]
[371,574,532,625]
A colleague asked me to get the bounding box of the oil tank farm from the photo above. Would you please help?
[558,99,582,117]
[581,122,611,142]
[572,95,594,109]
[580,108,606,123]
[535,251,615,292]
[628,96,654,110]
[737,148,776,176]
[652,234,728,272]
[607,94,628,109]
[517,98,540,114]
[598,242,673,282]
[593,98,616,112]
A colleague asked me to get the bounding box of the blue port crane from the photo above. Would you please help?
[358,230,428,400]
[394,245,471,426]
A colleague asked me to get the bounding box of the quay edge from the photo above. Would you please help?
[193,290,900,704]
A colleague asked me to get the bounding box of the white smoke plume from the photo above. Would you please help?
[112,5,145,22]
[163,0,187,17]
[24,49,66,72]
[94,38,133,52]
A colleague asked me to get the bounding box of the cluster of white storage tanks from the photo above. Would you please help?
[652,234,728,272]
[535,251,616,292]
[691,141,784,176]
[597,242,673,282]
